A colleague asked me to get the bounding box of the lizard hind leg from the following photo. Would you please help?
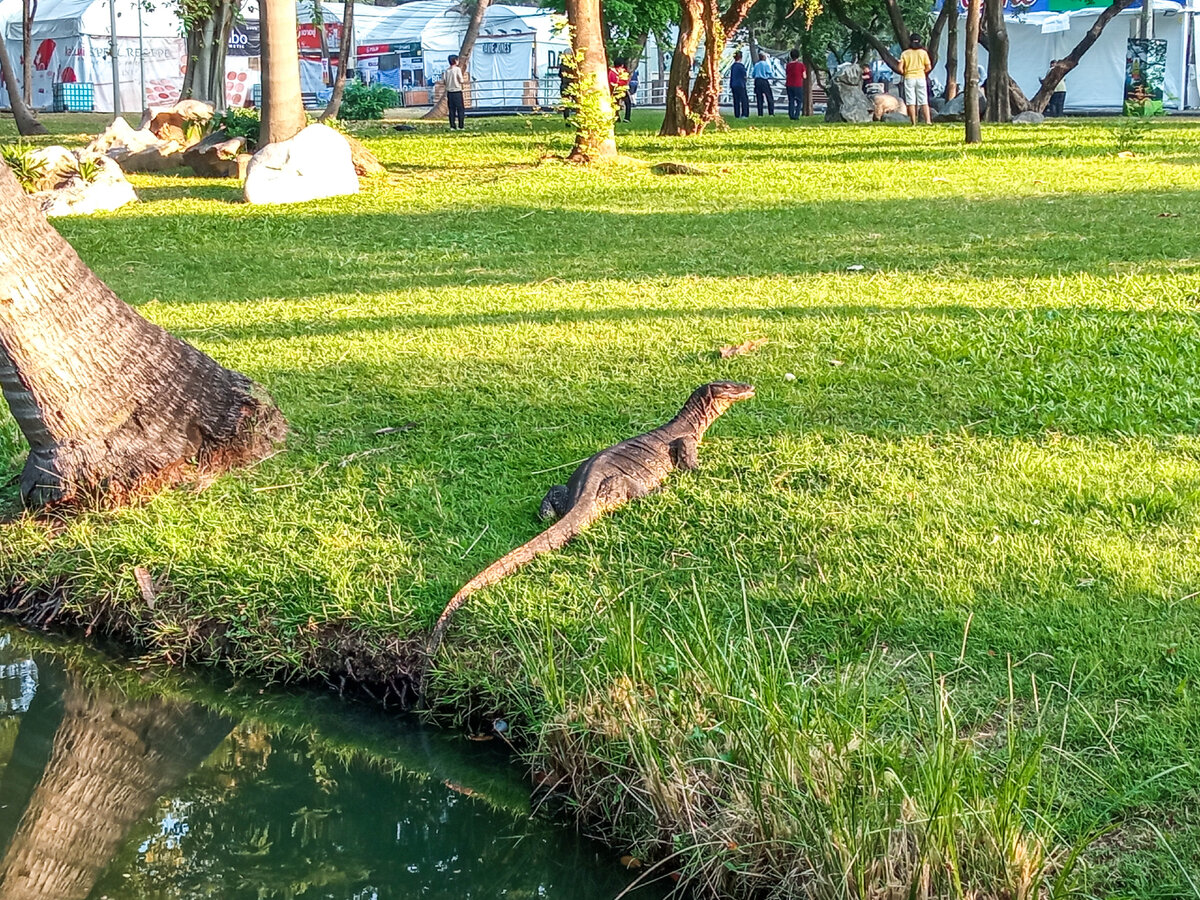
[670,437,700,471]
[539,484,570,521]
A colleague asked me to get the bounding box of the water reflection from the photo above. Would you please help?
[0,631,654,900]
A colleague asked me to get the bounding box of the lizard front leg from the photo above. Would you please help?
[670,437,699,471]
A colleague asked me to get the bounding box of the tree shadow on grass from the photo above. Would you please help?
[51,187,1200,307]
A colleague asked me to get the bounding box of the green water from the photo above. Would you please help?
[0,627,657,900]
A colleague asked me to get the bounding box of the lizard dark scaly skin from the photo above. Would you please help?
[425,382,754,659]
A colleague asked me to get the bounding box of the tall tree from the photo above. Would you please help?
[320,0,355,121]
[565,0,617,161]
[179,0,239,111]
[0,165,286,507]
[942,0,958,99]
[20,0,34,107]
[424,0,491,121]
[660,0,702,134]
[982,0,1010,120]
[0,38,45,135]
[964,0,980,143]
[260,0,307,144]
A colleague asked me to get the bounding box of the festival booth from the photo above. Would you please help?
[0,0,187,112]
[352,1,568,108]
[933,0,1198,109]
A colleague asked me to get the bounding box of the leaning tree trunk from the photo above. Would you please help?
[0,674,232,900]
[681,0,758,133]
[659,0,702,136]
[565,0,617,161]
[1027,0,1136,110]
[260,0,307,144]
[21,0,34,107]
[180,0,238,112]
[983,0,1010,121]
[319,0,355,121]
[0,36,45,135]
[424,0,490,121]
[964,0,981,143]
[944,0,959,100]
[0,165,286,507]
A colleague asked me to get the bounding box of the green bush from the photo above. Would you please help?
[0,144,46,192]
[337,83,400,121]
[213,107,261,150]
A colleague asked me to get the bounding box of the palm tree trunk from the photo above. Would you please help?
[425,0,491,121]
[0,37,45,135]
[565,0,616,162]
[0,673,231,900]
[319,0,355,121]
[0,165,286,506]
[260,0,307,144]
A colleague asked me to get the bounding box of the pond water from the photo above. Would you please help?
[0,626,659,900]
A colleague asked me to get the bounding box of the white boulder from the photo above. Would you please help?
[243,123,359,205]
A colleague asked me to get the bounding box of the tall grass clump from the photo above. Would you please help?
[494,588,1096,899]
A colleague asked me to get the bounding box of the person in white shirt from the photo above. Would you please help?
[443,55,465,130]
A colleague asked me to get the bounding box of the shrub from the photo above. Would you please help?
[0,144,46,193]
[214,107,262,150]
[337,83,400,121]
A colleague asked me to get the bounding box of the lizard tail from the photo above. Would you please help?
[425,508,588,659]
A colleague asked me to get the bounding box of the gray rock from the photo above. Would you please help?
[930,96,946,113]
[33,156,137,216]
[880,110,913,124]
[1011,110,1044,125]
[243,123,359,205]
[824,62,873,124]
[934,88,987,122]
[183,130,247,178]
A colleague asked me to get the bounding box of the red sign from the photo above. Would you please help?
[297,22,341,51]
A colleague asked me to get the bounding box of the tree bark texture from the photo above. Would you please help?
[659,0,702,135]
[882,0,911,45]
[0,674,231,900]
[565,0,617,161]
[679,0,758,134]
[944,0,959,99]
[0,37,45,135]
[803,50,815,116]
[0,165,287,507]
[20,0,34,107]
[983,0,1011,121]
[424,0,490,121]
[1027,0,1136,110]
[320,0,356,121]
[928,0,950,67]
[180,0,238,112]
[964,0,981,143]
[260,0,307,144]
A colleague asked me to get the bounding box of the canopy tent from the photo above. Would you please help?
[351,1,568,106]
[0,0,188,112]
[932,0,1198,109]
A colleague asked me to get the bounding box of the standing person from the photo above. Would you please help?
[729,50,749,118]
[752,51,775,116]
[898,33,932,125]
[785,49,806,120]
[1042,63,1067,117]
[443,54,466,130]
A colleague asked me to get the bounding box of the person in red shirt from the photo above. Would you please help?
[785,49,806,120]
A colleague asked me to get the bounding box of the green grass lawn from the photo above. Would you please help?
[3,110,1200,896]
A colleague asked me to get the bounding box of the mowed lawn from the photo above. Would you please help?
[3,111,1200,896]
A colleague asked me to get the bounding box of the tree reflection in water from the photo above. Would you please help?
[0,632,651,900]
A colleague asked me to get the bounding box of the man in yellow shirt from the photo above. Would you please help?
[898,33,932,125]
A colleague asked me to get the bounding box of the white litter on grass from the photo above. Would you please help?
[784,373,796,381]
[846,264,865,271]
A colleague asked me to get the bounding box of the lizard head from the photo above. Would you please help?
[696,381,755,412]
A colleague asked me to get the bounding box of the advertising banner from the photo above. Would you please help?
[1125,37,1167,114]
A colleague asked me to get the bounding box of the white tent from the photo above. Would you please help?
[0,0,187,112]
[934,0,1198,109]
[352,1,568,106]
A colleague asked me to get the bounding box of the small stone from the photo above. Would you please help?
[1011,110,1044,125]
